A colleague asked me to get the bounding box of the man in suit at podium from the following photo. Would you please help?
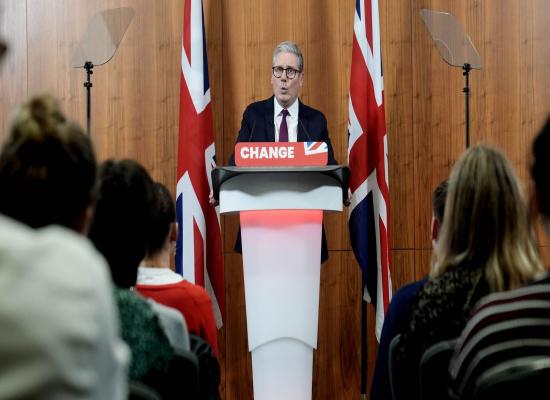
[228,41,337,166]
[224,41,338,263]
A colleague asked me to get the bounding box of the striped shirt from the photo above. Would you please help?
[449,273,550,399]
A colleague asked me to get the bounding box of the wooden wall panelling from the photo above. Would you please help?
[365,290,378,398]
[532,0,550,126]
[305,0,354,251]
[517,0,536,185]
[0,0,27,142]
[204,0,225,172]
[475,1,524,175]
[411,0,468,251]
[415,248,433,282]
[338,1,356,253]
[379,0,415,251]
[220,0,252,254]
[391,250,417,292]
[314,251,362,399]
[26,0,186,190]
[532,1,550,246]
[25,0,89,149]
[223,253,253,400]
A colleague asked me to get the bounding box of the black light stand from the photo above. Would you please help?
[83,61,94,136]
[463,63,472,148]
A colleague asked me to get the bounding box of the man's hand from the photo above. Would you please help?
[209,189,219,207]
[344,188,352,207]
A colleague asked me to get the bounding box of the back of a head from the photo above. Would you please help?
[433,145,542,290]
[0,95,96,231]
[88,159,156,288]
[532,117,550,223]
[146,182,176,257]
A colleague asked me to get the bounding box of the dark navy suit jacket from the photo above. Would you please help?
[229,96,338,263]
[228,96,337,166]
[370,278,428,400]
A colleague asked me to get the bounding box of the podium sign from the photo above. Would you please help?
[235,142,328,167]
[214,142,347,400]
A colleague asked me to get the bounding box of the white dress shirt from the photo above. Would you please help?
[0,214,129,400]
[274,97,299,142]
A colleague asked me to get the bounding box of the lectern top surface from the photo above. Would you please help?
[212,165,350,202]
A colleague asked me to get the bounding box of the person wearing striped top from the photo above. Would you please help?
[448,275,550,399]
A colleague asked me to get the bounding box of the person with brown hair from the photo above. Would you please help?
[136,182,219,355]
[136,182,221,399]
[88,159,193,399]
[394,144,543,400]
[0,94,129,399]
[0,94,96,231]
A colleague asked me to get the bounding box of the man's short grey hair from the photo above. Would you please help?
[272,41,303,72]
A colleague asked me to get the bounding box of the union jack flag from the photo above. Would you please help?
[348,0,392,341]
[304,141,328,155]
[176,0,224,326]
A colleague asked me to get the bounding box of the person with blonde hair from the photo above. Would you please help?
[394,144,543,400]
[448,118,550,399]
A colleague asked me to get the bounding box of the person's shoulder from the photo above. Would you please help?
[0,215,111,296]
[39,225,110,279]
[244,97,273,114]
[391,278,427,309]
[147,299,190,352]
[395,278,427,297]
[117,288,154,316]
[299,100,324,117]
[181,281,213,301]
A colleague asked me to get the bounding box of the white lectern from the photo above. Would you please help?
[212,164,349,400]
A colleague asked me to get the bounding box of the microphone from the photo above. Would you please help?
[298,118,312,141]
[247,119,257,142]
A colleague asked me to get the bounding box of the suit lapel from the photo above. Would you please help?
[265,97,275,142]
[297,100,309,142]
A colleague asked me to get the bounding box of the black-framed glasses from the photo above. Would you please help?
[272,66,301,79]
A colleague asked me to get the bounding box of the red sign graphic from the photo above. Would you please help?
[235,142,328,167]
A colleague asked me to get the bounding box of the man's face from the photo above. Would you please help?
[271,52,303,108]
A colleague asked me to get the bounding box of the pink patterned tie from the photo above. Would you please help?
[279,109,289,142]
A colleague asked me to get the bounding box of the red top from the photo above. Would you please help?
[136,278,218,355]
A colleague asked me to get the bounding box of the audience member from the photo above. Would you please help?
[394,144,543,399]
[87,159,189,390]
[370,179,448,400]
[0,95,129,399]
[0,95,96,231]
[448,118,550,399]
[136,182,219,355]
